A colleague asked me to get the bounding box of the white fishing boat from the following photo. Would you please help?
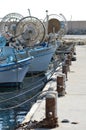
[28,42,57,72]
[14,15,62,73]
[29,13,67,72]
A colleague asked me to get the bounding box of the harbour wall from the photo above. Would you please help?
[67,21,86,34]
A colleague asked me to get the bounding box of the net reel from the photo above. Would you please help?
[44,14,67,39]
[0,13,23,36]
[15,16,46,47]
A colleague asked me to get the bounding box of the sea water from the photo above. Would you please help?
[0,109,27,130]
[0,73,47,130]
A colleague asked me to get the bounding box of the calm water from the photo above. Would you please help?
[0,109,27,130]
[0,73,47,130]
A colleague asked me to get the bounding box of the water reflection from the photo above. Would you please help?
[0,109,28,130]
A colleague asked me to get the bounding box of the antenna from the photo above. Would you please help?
[28,9,31,17]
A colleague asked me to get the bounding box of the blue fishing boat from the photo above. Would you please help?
[27,42,57,72]
[0,13,67,74]
[14,15,61,73]
[0,35,33,86]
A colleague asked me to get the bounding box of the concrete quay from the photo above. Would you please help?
[21,45,86,130]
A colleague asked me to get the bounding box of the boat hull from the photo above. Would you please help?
[0,58,32,85]
[29,44,56,72]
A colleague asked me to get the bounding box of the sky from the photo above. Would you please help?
[0,0,86,21]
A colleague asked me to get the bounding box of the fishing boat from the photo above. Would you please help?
[0,35,33,86]
[0,13,34,86]
[0,12,67,74]
[27,42,57,72]
[14,15,62,73]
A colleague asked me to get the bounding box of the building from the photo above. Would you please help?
[67,21,86,34]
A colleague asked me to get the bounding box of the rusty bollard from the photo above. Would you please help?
[45,91,59,128]
[57,74,66,96]
[62,64,68,80]
[68,54,72,64]
[71,44,75,54]
[65,59,70,72]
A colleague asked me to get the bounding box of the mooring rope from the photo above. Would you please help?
[0,82,44,103]
[0,89,49,111]
[0,71,45,95]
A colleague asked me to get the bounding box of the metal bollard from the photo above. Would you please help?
[65,59,70,72]
[57,74,66,96]
[45,91,59,128]
[67,54,72,65]
[62,65,68,80]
